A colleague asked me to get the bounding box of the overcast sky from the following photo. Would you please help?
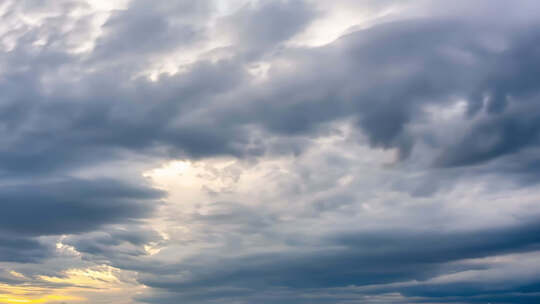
[1,0,540,303]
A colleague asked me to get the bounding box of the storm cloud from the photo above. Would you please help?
[1,0,540,303]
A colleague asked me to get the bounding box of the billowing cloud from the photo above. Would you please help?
[1,0,540,303]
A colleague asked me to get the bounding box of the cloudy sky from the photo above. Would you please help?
[1,0,540,303]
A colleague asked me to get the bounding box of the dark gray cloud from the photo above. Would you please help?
[1,0,540,303]
[436,101,540,168]
[1,11,538,179]
[92,0,210,62]
[397,283,540,304]
[135,219,540,304]
[62,227,163,262]
[0,235,53,263]
[0,178,163,236]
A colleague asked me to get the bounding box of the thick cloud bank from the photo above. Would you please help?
[1,1,540,303]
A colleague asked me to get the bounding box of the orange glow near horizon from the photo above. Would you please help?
[0,266,129,304]
[0,283,84,304]
[0,294,83,304]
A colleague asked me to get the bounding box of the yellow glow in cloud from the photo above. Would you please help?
[143,159,238,199]
[7,272,25,280]
[0,294,83,304]
[0,266,127,304]
[0,283,84,304]
[39,266,120,289]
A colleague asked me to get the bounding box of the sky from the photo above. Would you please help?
[1,0,540,303]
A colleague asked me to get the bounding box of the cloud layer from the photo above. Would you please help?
[1,0,540,303]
